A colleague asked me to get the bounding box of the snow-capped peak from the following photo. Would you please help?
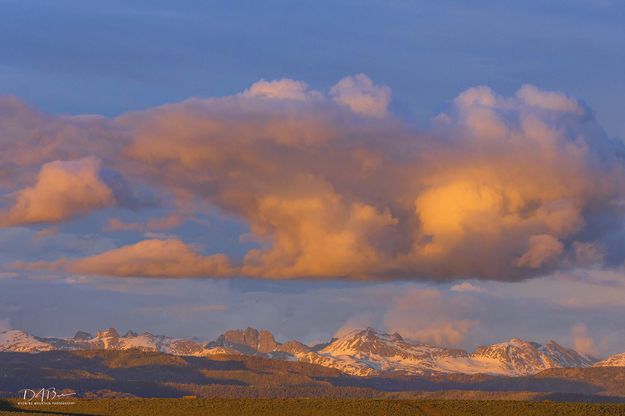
[594,352,625,367]
[304,327,472,376]
[0,330,54,353]
[320,327,449,358]
[470,337,595,376]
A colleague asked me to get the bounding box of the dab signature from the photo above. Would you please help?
[19,387,77,402]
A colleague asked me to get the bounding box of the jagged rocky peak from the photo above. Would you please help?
[390,332,404,342]
[543,339,573,353]
[323,327,414,358]
[276,340,311,355]
[338,327,382,341]
[327,327,404,348]
[258,329,278,353]
[311,338,336,352]
[124,330,139,338]
[216,327,278,353]
[541,339,596,366]
[73,330,92,340]
[473,338,542,361]
[96,327,120,339]
[349,327,402,342]
[475,337,530,350]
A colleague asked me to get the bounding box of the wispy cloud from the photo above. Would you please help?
[450,282,485,293]
[26,239,233,278]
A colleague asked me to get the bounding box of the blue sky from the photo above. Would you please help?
[1,1,624,138]
[1,0,625,356]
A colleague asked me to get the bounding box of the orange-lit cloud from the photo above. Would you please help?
[450,282,484,293]
[3,76,625,281]
[381,287,485,347]
[243,79,321,101]
[30,239,233,278]
[571,323,597,356]
[514,234,564,269]
[0,157,115,226]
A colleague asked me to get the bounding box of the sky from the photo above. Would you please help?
[1,0,625,357]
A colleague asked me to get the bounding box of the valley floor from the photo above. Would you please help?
[2,398,625,416]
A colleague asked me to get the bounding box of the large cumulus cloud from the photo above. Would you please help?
[3,75,625,281]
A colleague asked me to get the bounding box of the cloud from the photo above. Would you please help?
[0,96,119,188]
[571,323,597,356]
[135,303,228,317]
[572,241,606,266]
[333,315,375,338]
[105,213,184,232]
[30,239,233,278]
[0,157,115,226]
[0,272,19,279]
[34,227,60,240]
[4,78,625,281]
[239,186,398,279]
[515,84,584,115]
[330,74,391,117]
[514,234,564,269]
[450,282,485,293]
[381,287,487,347]
[406,320,476,347]
[243,79,321,101]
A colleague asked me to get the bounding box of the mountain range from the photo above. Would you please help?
[1,326,621,377]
